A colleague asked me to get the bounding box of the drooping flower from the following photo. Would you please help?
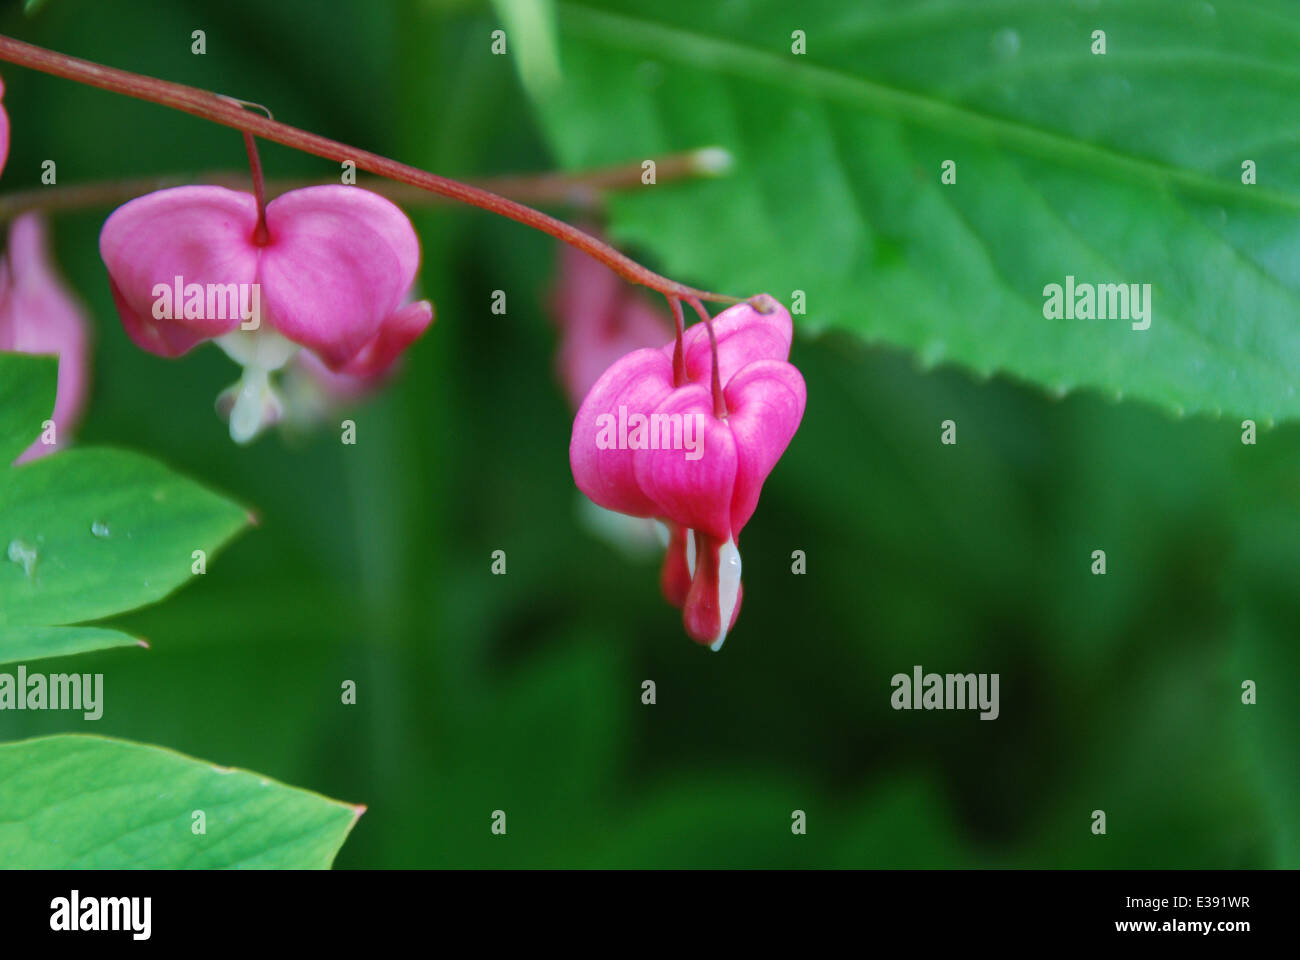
[570,296,805,650]
[0,214,92,463]
[99,184,433,443]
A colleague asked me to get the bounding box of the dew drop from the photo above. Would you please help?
[91,520,111,538]
[991,28,1020,59]
[7,539,38,578]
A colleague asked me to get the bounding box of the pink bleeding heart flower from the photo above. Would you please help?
[654,302,793,612]
[0,214,93,463]
[570,295,804,650]
[99,184,432,443]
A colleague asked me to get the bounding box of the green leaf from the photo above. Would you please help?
[23,0,51,17]
[0,736,363,868]
[0,447,248,628]
[520,1,1300,420]
[0,625,145,665]
[0,353,57,466]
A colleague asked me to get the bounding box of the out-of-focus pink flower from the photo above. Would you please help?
[551,238,672,558]
[99,184,432,442]
[0,214,93,463]
[570,296,804,650]
[0,74,9,178]
[550,238,670,408]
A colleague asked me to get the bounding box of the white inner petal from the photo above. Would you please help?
[228,368,275,444]
[685,528,697,578]
[710,537,742,652]
[216,326,298,372]
[652,520,671,550]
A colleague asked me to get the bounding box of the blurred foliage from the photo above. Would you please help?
[0,0,1293,867]
[517,0,1300,422]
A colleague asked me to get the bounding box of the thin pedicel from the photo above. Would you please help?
[0,148,734,221]
[0,34,747,309]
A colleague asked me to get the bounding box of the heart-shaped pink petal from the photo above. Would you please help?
[723,359,806,536]
[632,384,737,541]
[570,347,675,517]
[260,186,421,370]
[99,186,261,355]
[337,299,434,380]
[665,297,793,385]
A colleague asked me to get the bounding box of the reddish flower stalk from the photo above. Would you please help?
[241,132,270,246]
[687,297,728,419]
[666,295,686,387]
[0,33,740,306]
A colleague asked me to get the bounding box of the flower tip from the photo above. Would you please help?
[682,536,742,648]
[748,293,780,315]
[689,147,734,177]
[219,367,284,444]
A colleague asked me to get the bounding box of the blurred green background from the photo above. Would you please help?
[0,0,1295,867]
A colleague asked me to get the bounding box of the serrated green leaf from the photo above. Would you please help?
[0,353,57,466]
[0,447,248,628]
[0,624,144,665]
[520,1,1300,419]
[0,735,363,868]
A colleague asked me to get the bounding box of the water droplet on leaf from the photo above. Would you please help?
[7,539,38,578]
[991,28,1020,59]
